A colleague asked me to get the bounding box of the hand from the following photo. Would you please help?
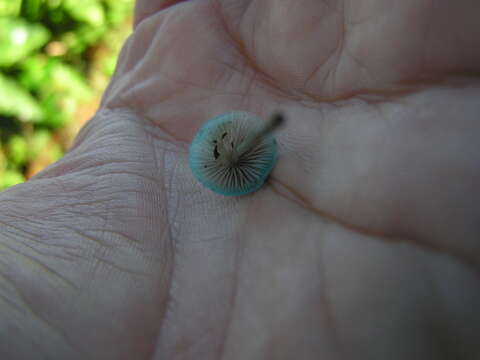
[1,1,479,359]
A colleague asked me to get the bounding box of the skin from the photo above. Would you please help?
[0,0,479,359]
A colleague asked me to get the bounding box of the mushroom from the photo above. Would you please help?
[189,111,284,196]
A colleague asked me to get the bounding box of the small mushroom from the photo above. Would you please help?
[189,111,284,196]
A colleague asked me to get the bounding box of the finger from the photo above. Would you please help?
[134,0,188,28]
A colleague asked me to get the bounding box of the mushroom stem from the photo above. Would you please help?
[234,113,284,160]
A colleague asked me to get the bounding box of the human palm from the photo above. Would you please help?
[1,1,479,359]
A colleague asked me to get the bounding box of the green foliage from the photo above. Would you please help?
[0,0,133,189]
[6,134,28,166]
[0,0,22,17]
[0,170,25,190]
[20,55,93,127]
[27,128,51,161]
[0,17,50,66]
[63,0,105,26]
[0,73,44,121]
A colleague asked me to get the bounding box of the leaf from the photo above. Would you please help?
[27,128,52,161]
[39,93,69,128]
[20,56,93,100]
[102,54,117,77]
[49,61,92,100]
[63,0,105,26]
[0,147,5,171]
[5,134,28,166]
[0,17,50,66]
[0,169,25,189]
[21,0,45,21]
[103,0,133,25]
[18,56,93,127]
[0,73,43,122]
[25,129,63,178]
[0,0,22,16]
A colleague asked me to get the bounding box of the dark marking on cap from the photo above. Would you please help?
[222,132,228,139]
[213,145,220,159]
[272,113,284,126]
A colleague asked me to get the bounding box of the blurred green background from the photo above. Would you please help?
[0,0,133,189]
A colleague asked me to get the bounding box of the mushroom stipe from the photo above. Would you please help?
[189,111,283,196]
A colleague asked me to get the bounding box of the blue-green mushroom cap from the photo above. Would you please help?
[189,111,280,196]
